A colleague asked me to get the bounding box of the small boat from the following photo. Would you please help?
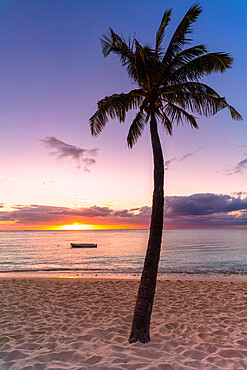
[71,243,97,248]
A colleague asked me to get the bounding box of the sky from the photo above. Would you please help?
[0,0,246,230]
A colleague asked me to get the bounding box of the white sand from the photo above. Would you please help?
[0,278,247,369]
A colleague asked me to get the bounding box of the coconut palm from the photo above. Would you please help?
[89,3,242,343]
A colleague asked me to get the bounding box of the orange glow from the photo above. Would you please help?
[58,223,94,230]
[86,224,147,230]
[56,223,148,231]
[0,222,148,231]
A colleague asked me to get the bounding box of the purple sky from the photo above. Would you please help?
[0,0,246,229]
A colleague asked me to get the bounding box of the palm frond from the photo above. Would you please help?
[224,101,243,121]
[162,81,224,114]
[163,3,202,64]
[167,52,233,83]
[160,81,218,96]
[156,107,173,135]
[179,82,220,95]
[161,82,242,120]
[175,93,228,117]
[134,40,152,90]
[164,102,199,129]
[157,44,207,87]
[101,28,137,82]
[155,9,172,57]
[139,98,148,113]
[142,45,166,86]
[127,111,146,148]
[90,91,144,136]
[167,44,207,70]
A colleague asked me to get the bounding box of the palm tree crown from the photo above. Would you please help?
[90,3,242,145]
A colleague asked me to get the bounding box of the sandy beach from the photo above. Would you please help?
[0,278,247,369]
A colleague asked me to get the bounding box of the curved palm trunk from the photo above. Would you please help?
[129,113,164,343]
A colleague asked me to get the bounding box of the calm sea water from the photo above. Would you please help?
[0,229,246,278]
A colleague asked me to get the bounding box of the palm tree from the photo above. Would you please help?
[89,3,242,343]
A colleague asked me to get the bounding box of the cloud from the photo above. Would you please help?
[1,193,247,229]
[231,191,247,199]
[111,206,151,218]
[234,158,247,174]
[164,158,176,170]
[82,158,96,173]
[238,145,247,149]
[179,153,194,162]
[0,204,151,226]
[226,157,247,175]
[165,148,201,170]
[164,193,247,227]
[165,193,247,216]
[40,136,99,172]
[0,203,4,208]
[71,194,94,205]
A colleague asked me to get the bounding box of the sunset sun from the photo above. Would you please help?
[59,223,93,231]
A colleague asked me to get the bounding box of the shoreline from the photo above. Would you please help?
[0,270,247,282]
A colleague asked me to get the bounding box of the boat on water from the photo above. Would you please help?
[71,243,97,248]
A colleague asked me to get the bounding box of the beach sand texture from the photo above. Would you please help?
[0,278,247,369]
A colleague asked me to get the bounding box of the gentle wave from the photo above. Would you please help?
[0,268,247,275]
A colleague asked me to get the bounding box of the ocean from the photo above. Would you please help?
[0,229,246,279]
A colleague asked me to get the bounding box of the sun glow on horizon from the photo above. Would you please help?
[56,223,148,231]
[58,223,94,230]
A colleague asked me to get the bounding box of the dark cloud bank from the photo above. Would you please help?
[1,193,247,228]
